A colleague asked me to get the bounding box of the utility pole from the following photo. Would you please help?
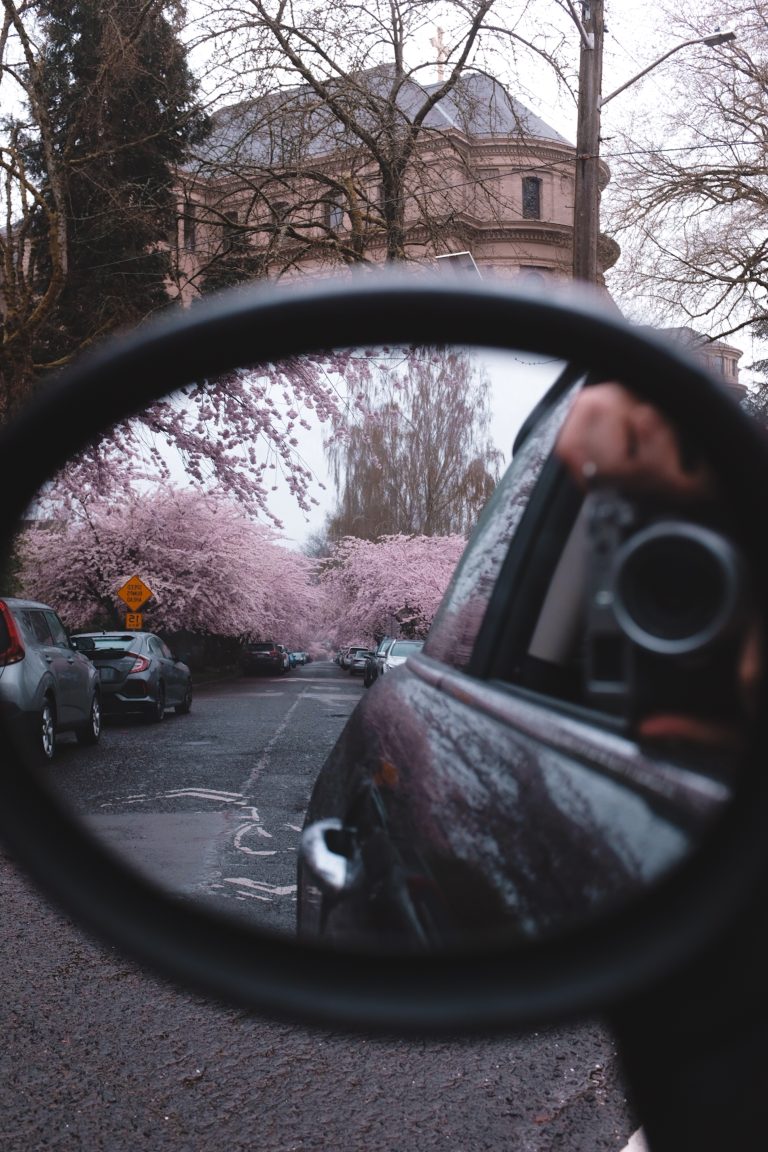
[572,0,604,284]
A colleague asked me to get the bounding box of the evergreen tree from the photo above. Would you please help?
[20,0,208,367]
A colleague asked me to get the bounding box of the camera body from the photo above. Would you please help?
[584,488,749,725]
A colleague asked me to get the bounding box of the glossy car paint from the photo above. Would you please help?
[0,598,102,760]
[298,377,735,950]
[241,641,286,675]
[71,631,192,720]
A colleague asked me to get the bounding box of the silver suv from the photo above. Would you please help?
[0,597,102,762]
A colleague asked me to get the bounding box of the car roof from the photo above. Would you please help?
[1,597,57,610]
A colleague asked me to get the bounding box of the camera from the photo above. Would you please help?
[584,488,750,725]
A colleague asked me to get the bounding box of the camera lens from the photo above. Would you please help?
[613,521,743,656]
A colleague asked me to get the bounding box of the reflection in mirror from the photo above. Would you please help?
[2,346,752,951]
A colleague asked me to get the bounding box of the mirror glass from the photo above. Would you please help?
[2,343,754,950]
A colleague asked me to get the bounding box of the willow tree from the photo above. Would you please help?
[325,346,502,541]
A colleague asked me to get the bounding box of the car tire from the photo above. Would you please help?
[175,685,192,715]
[148,684,166,723]
[75,692,102,746]
[37,697,57,763]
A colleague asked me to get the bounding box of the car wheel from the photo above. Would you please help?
[148,684,166,723]
[76,692,102,746]
[175,684,192,715]
[37,697,56,763]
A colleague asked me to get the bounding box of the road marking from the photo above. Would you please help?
[223,877,297,901]
[243,690,308,793]
[100,787,247,808]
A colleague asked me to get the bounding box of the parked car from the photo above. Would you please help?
[240,640,287,675]
[298,368,745,954]
[348,647,374,675]
[0,597,102,761]
[70,630,192,722]
[289,651,306,667]
[363,636,394,687]
[343,649,368,672]
[377,638,424,675]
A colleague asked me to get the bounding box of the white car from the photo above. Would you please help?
[379,639,424,674]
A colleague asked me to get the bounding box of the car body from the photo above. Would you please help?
[341,645,369,672]
[0,597,102,761]
[363,636,394,687]
[298,370,738,952]
[289,651,306,667]
[70,630,192,722]
[240,640,287,675]
[337,647,352,669]
[348,647,374,675]
[378,638,424,675]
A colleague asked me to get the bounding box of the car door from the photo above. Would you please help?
[149,635,185,705]
[25,608,92,724]
[299,376,735,951]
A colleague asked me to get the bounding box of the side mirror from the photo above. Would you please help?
[1,271,768,1039]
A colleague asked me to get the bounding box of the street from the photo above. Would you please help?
[0,660,642,1150]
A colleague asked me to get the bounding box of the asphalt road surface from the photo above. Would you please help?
[0,660,643,1150]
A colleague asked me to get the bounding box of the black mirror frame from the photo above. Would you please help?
[2,269,768,1034]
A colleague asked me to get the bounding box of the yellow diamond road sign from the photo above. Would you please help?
[117,575,152,611]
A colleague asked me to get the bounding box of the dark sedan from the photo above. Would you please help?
[240,640,288,675]
[297,368,740,953]
[71,630,192,722]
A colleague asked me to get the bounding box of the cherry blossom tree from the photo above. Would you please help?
[17,485,324,644]
[45,349,378,527]
[318,533,467,643]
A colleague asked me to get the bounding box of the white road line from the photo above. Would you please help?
[223,878,297,897]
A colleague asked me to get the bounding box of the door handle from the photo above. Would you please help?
[300,819,362,894]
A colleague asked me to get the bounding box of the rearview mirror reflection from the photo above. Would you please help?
[4,345,751,949]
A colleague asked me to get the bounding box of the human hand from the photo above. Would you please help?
[556,382,714,500]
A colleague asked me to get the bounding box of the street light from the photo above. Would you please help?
[572,13,737,284]
[600,31,737,108]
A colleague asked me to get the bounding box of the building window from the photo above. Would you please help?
[325,194,344,231]
[221,210,243,253]
[522,177,542,220]
[182,201,197,252]
[272,201,289,225]
[519,266,547,289]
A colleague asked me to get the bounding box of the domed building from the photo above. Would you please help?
[174,69,617,299]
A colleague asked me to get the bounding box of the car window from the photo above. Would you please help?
[22,609,54,645]
[424,379,583,670]
[89,636,134,651]
[44,611,71,648]
[389,641,423,658]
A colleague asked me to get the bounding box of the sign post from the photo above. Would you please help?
[117,576,153,629]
